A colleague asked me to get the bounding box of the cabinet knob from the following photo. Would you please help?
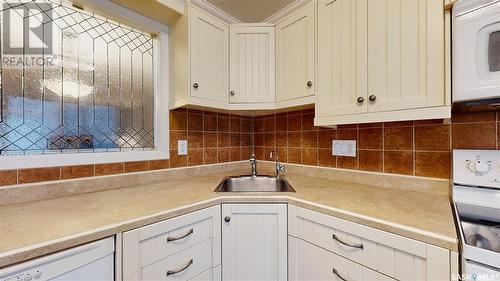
[224,216,231,223]
[230,91,235,96]
[193,83,199,89]
[356,97,364,104]
[369,95,377,102]
[307,81,313,87]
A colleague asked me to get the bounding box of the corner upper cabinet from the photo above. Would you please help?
[170,4,229,109]
[275,1,315,105]
[229,25,275,104]
[315,0,451,126]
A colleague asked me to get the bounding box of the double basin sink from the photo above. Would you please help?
[214,175,295,192]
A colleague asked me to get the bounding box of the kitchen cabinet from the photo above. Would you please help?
[315,0,451,126]
[221,204,287,281]
[122,206,221,281]
[275,1,315,105]
[229,25,275,103]
[288,205,457,281]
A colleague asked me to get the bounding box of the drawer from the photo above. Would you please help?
[142,239,213,281]
[188,265,221,281]
[289,236,394,281]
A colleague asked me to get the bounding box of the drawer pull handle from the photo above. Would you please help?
[166,259,193,276]
[332,267,349,281]
[332,234,364,249]
[167,228,194,242]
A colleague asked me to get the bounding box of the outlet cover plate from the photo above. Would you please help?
[333,140,356,157]
[178,140,188,155]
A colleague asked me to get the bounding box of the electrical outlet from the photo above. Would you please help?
[332,140,356,157]
[178,140,188,155]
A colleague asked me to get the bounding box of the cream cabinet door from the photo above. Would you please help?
[222,204,287,281]
[229,25,275,103]
[316,0,368,117]
[275,2,315,102]
[190,6,229,102]
[367,0,445,112]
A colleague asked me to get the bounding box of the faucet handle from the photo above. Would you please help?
[279,165,286,173]
[249,153,256,161]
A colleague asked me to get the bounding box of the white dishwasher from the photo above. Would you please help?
[0,237,114,281]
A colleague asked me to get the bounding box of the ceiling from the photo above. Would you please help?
[204,0,296,23]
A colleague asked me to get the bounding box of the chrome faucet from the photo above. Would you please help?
[249,153,257,176]
[269,151,286,177]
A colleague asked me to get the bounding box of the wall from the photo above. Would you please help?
[254,109,499,179]
[0,109,254,186]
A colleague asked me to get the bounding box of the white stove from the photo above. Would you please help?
[453,150,500,278]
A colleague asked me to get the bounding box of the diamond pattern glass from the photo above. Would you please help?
[0,0,155,156]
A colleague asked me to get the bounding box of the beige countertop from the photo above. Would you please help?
[0,162,458,268]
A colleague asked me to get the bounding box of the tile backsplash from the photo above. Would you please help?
[1,107,498,186]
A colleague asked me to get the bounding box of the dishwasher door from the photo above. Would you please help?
[0,237,114,281]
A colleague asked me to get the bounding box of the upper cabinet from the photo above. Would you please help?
[315,0,451,126]
[276,2,315,104]
[229,25,275,103]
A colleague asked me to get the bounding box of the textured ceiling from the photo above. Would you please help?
[204,0,296,22]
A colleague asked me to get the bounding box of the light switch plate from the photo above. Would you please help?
[332,140,356,157]
[178,140,188,155]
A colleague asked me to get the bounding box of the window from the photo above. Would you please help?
[0,0,169,169]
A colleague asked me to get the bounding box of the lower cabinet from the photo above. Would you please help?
[221,204,288,281]
[122,206,221,281]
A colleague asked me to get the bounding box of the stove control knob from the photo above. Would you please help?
[466,159,492,175]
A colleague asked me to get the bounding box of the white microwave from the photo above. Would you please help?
[453,0,500,103]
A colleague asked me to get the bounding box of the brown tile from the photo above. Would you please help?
[95,163,123,176]
[203,149,217,164]
[254,118,264,132]
[241,133,253,147]
[276,116,287,132]
[17,167,61,184]
[288,115,302,131]
[414,119,445,126]
[241,147,252,159]
[170,110,187,130]
[452,112,496,123]
[318,129,336,148]
[203,114,217,131]
[384,121,414,127]
[359,122,383,128]
[264,116,276,132]
[415,152,451,179]
[358,128,382,149]
[124,161,148,173]
[188,149,204,166]
[276,147,288,162]
[276,132,287,147]
[188,112,203,131]
[61,165,94,179]
[288,110,302,116]
[203,132,217,148]
[0,170,17,186]
[452,123,496,149]
[254,133,265,146]
[358,150,383,172]
[302,114,316,131]
[337,124,357,129]
[302,131,318,148]
[148,159,170,170]
[254,146,265,160]
[188,109,203,114]
[318,148,335,167]
[337,129,357,140]
[287,132,302,147]
[288,148,302,164]
[218,133,230,147]
[265,147,276,160]
[218,115,229,132]
[384,151,413,175]
[188,132,203,149]
[218,148,230,163]
[415,125,450,151]
[169,150,187,168]
[241,118,252,133]
[230,117,241,133]
[302,148,318,165]
[384,127,413,151]
[230,133,241,147]
[264,133,276,147]
[337,156,357,169]
[302,108,315,114]
[169,131,187,149]
[230,147,241,161]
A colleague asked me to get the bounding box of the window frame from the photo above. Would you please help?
[0,1,170,170]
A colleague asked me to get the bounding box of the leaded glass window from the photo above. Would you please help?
[0,0,155,156]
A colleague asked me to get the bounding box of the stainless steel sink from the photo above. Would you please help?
[214,175,295,192]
